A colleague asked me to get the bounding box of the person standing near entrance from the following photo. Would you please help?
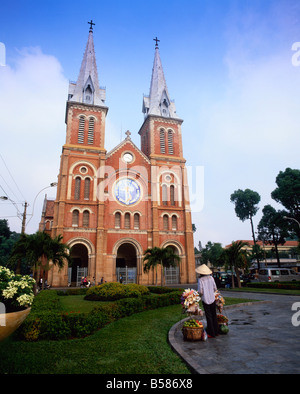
[196,264,219,338]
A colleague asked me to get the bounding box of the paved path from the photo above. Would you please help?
[168,291,300,374]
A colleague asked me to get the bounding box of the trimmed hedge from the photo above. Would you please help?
[15,288,182,341]
[246,281,300,290]
[85,282,150,301]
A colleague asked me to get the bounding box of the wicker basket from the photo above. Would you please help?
[182,326,203,341]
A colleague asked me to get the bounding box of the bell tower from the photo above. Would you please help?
[51,22,108,286]
[139,38,196,284]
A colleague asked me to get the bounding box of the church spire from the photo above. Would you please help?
[142,39,178,119]
[68,22,106,106]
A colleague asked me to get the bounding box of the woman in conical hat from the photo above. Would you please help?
[196,264,219,338]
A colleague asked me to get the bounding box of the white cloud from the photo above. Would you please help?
[0,47,68,234]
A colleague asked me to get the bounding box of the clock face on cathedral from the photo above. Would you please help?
[114,178,141,205]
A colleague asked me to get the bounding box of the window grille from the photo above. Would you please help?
[172,215,177,230]
[74,177,81,200]
[160,129,165,153]
[162,184,168,205]
[124,213,130,229]
[83,210,90,227]
[84,178,90,199]
[78,116,85,143]
[88,117,94,144]
[170,185,175,206]
[115,212,121,228]
[163,215,169,230]
[72,210,79,226]
[134,213,140,229]
[168,130,173,154]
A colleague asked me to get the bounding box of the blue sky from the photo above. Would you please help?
[0,0,300,248]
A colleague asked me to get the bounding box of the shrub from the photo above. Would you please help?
[85,282,150,301]
[15,288,182,341]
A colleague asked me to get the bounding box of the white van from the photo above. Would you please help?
[258,268,300,282]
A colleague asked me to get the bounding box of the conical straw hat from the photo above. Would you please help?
[195,264,212,275]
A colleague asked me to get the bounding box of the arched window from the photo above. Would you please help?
[115,212,121,228]
[160,129,165,153]
[84,178,90,199]
[172,215,177,230]
[74,177,81,200]
[162,184,168,205]
[78,116,85,143]
[168,130,173,154]
[134,213,140,229]
[124,213,130,229]
[88,117,95,144]
[163,215,169,230]
[170,185,175,206]
[72,210,79,226]
[83,210,90,227]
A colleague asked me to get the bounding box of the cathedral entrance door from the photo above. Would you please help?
[69,244,89,287]
[116,243,137,284]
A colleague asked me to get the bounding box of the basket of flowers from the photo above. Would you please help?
[217,314,229,334]
[181,288,203,316]
[182,319,204,341]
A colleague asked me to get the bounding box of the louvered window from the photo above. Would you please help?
[134,213,140,229]
[168,130,173,154]
[84,178,90,199]
[78,116,85,143]
[162,184,168,205]
[172,215,177,230]
[88,117,94,144]
[83,210,90,227]
[160,129,165,153]
[74,177,81,200]
[124,213,130,229]
[115,212,121,228]
[72,210,79,226]
[163,215,169,230]
[170,185,175,206]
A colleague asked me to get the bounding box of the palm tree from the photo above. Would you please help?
[222,241,250,288]
[10,231,70,291]
[143,246,180,286]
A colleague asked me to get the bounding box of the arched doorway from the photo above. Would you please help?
[164,245,180,284]
[69,243,89,286]
[116,243,137,284]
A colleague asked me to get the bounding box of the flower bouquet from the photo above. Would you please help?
[181,288,203,316]
[0,266,35,313]
[215,291,225,312]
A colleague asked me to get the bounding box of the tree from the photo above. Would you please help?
[230,188,261,270]
[221,241,250,288]
[10,231,71,291]
[200,241,223,269]
[143,246,180,286]
[257,205,289,267]
[271,168,300,239]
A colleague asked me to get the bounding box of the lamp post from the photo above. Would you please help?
[0,182,57,233]
[283,216,300,229]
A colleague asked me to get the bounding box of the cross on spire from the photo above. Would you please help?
[153,37,160,48]
[88,20,95,32]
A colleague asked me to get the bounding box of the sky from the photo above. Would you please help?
[0,0,299,249]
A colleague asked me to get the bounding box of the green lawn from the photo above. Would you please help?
[0,295,256,374]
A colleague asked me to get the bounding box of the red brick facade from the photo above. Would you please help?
[44,32,196,287]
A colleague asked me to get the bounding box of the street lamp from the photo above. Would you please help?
[0,182,57,233]
[283,216,300,229]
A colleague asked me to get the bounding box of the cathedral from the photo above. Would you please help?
[40,24,196,287]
